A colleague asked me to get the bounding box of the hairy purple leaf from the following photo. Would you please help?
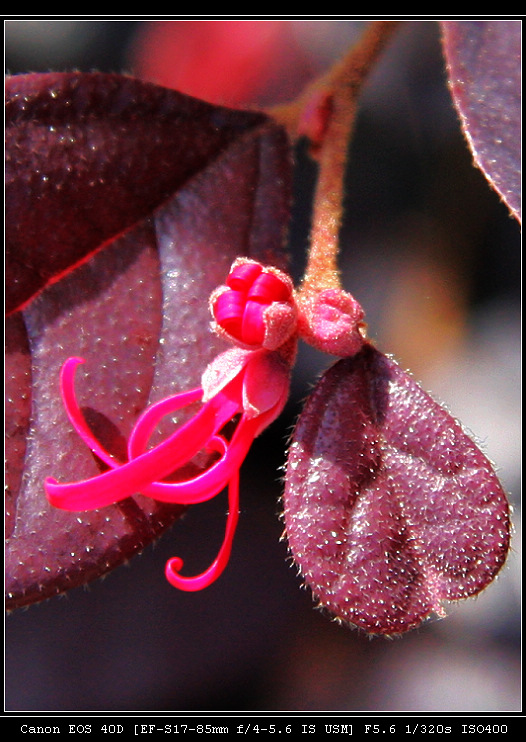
[441,21,521,222]
[5,72,275,315]
[283,343,510,635]
[5,72,292,609]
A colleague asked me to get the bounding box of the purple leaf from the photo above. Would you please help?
[441,20,521,222]
[5,72,292,609]
[5,72,280,315]
[283,343,510,636]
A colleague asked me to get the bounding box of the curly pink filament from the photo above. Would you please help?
[165,468,240,592]
[46,358,240,510]
[44,356,278,591]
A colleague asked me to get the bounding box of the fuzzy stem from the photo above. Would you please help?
[288,21,402,294]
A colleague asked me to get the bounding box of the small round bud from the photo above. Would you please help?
[210,258,298,350]
[297,288,366,357]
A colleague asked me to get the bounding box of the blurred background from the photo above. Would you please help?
[5,19,520,712]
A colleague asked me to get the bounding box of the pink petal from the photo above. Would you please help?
[201,347,252,402]
[241,300,265,345]
[242,350,290,421]
[138,410,263,503]
[126,387,206,459]
[45,394,223,510]
[165,467,240,591]
[227,259,262,290]
[59,357,119,469]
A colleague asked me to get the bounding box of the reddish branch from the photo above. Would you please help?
[272,21,402,295]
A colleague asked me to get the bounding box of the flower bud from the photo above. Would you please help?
[298,288,366,357]
[210,258,297,350]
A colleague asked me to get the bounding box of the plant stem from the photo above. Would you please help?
[283,21,402,294]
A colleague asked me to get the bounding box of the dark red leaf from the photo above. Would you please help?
[283,343,510,636]
[5,72,292,609]
[441,21,521,222]
[5,72,274,315]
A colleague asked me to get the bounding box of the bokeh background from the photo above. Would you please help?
[5,19,520,712]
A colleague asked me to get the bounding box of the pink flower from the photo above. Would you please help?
[45,260,297,591]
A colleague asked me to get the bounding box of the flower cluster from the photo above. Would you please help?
[46,258,367,590]
[45,259,298,591]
